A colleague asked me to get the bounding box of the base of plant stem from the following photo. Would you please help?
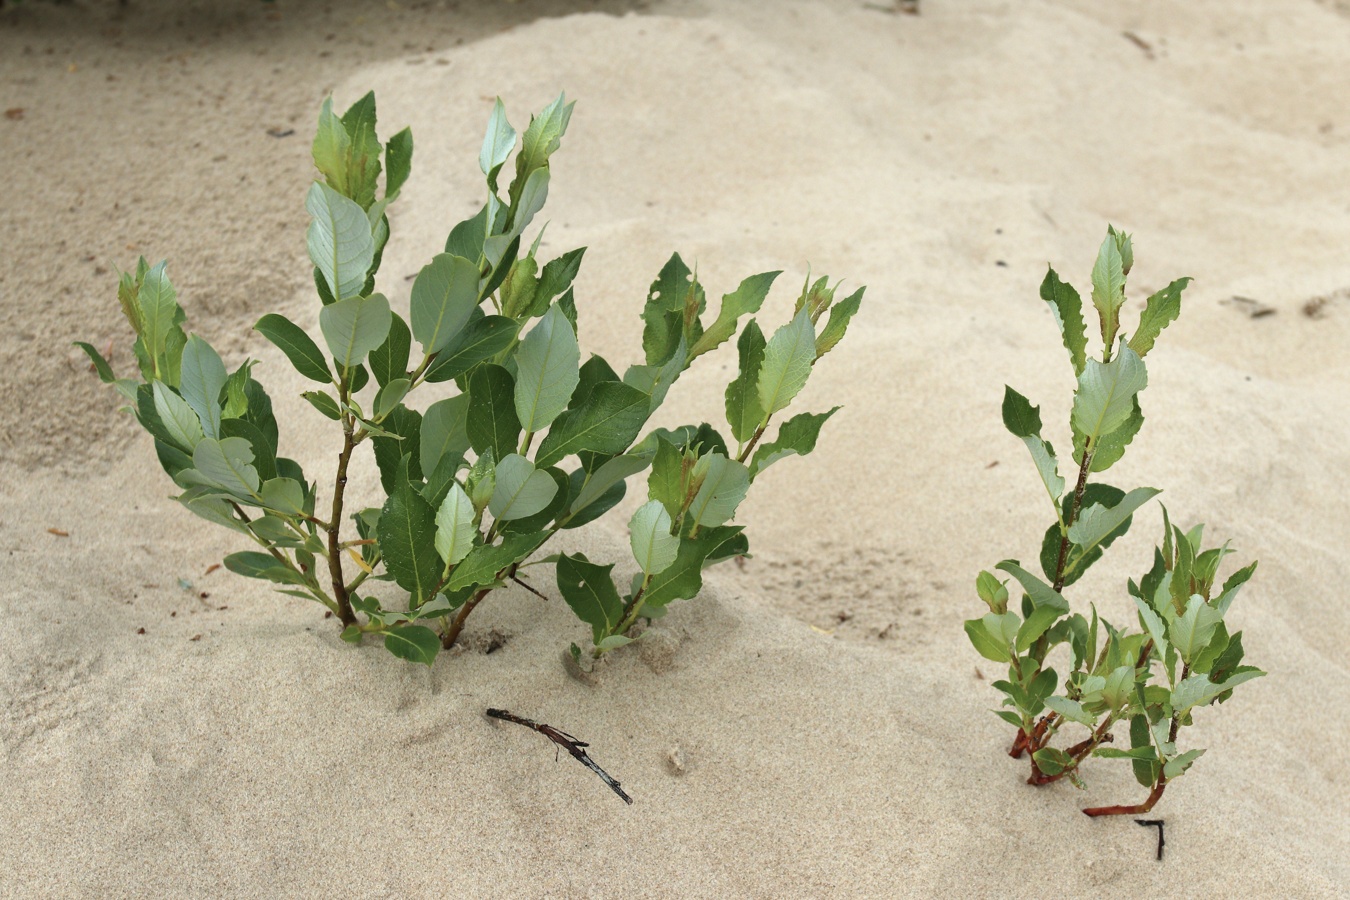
[441,587,491,649]
[1081,780,1167,817]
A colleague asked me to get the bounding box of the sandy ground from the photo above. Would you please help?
[3,0,1349,896]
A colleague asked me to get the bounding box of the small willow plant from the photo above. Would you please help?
[79,93,862,667]
[967,229,1264,816]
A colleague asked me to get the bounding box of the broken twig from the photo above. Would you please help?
[1136,818,1166,860]
[486,708,633,805]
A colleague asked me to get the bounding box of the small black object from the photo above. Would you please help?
[1135,818,1165,860]
[486,708,633,805]
[266,128,295,139]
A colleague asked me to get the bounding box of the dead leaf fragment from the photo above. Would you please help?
[4,108,23,121]
[47,528,69,537]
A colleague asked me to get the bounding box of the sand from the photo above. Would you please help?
[2,0,1348,896]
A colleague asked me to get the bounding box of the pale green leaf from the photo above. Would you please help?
[513,304,580,433]
[488,453,558,521]
[306,182,374,301]
[1040,267,1088,375]
[756,308,817,418]
[435,483,476,568]
[410,253,479,355]
[1068,487,1160,557]
[1090,231,1127,346]
[479,97,516,193]
[192,436,261,499]
[319,292,392,371]
[1129,277,1190,358]
[688,270,780,360]
[420,395,471,478]
[687,454,750,528]
[725,320,766,444]
[153,381,204,453]
[629,500,679,576]
[1071,345,1148,446]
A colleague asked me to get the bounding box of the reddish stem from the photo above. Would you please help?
[1082,778,1167,818]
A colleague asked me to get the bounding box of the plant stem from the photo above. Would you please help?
[1052,439,1094,593]
[737,423,766,464]
[326,399,358,627]
[1082,778,1167,818]
[442,586,492,648]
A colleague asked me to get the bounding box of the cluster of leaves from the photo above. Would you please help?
[81,92,862,668]
[966,229,1264,816]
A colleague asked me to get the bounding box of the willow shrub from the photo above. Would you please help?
[967,229,1263,815]
[80,93,862,667]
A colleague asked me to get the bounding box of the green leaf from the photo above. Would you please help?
[533,248,586,312]
[1170,670,1264,716]
[1090,231,1127,346]
[383,625,440,666]
[424,315,519,384]
[757,308,816,418]
[377,459,442,605]
[1071,345,1148,447]
[302,390,342,420]
[223,551,306,586]
[479,97,516,194]
[629,500,679,576]
[385,126,413,199]
[1162,748,1205,780]
[1043,696,1094,727]
[1067,487,1160,560]
[1129,277,1189,358]
[725,320,767,444]
[411,253,480,356]
[1072,395,1143,473]
[319,292,392,371]
[748,407,839,479]
[445,532,544,591]
[976,571,1009,614]
[261,477,306,516]
[306,182,374,301]
[965,612,1018,663]
[445,203,490,262]
[688,270,780,360]
[1169,595,1224,665]
[466,364,521,460]
[192,436,261,499]
[1093,747,1157,761]
[642,253,700,366]
[1100,664,1138,711]
[420,395,471,478]
[371,404,422,494]
[995,561,1070,614]
[1001,386,1043,439]
[368,311,411,388]
[534,381,651,468]
[509,92,573,208]
[254,314,333,384]
[1039,483,1127,585]
[1040,267,1088,375]
[815,286,863,359]
[556,553,624,645]
[374,378,411,420]
[1215,561,1258,615]
[435,483,476,568]
[514,304,580,433]
[489,453,558,521]
[137,260,180,372]
[1032,747,1071,777]
[638,525,743,616]
[153,382,204,453]
[687,454,750,528]
[219,417,277,483]
[567,453,651,522]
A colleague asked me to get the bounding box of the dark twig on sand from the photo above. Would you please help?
[486,708,633,805]
[1136,819,1165,860]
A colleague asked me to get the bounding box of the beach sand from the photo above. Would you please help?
[2,0,1348,895]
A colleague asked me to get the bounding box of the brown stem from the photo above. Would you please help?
[737,424,766,464]
[1052,439,1094,593]
[326,419,357,627]
[442,587,492,649]
[1027,716,1115,786]
[1082,778,1167,818]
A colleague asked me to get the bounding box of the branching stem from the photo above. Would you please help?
[326,381,358,627]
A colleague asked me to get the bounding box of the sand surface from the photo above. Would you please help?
[3,0,1349,896]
